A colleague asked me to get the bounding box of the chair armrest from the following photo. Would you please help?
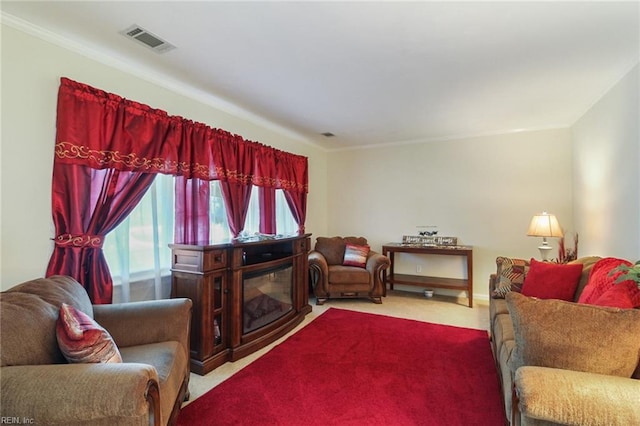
[93,298,192,350]
[515,366,640,426]
[308,250,329,275]
[308,251,329,295]
[1,363,160,425]
[365,251,390,274]
[366,252,390,296]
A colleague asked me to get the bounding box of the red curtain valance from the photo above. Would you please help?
[55,77,308,193]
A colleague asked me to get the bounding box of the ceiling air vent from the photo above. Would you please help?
[120,24,175,54]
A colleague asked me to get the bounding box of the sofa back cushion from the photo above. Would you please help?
[506,292,640,378]
[315,236,369,266]
[0,276,93,367]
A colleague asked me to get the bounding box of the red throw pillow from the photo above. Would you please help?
[578,257,633,304]
[592,281,640,309]
[343,243,370,268]
[521,258,583,301]
[56,303,122,363]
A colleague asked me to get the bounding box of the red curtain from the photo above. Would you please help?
[174,176,210,244]
[284,190,307,234]
[259,187,276,234]
[46,164,155,304]
[276,150,309,233]
[50,77,309,301]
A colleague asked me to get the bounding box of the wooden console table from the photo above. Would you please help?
[382,243,473,308]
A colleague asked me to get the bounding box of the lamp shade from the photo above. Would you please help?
[527,212,564,238]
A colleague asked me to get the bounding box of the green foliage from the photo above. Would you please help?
[611,260,640,289]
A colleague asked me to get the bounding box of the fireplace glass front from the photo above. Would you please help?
[243,264,293,334]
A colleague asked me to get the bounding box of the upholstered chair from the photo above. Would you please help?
[308,236,390,304]
[0,276,192,426]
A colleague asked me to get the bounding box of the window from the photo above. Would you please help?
[104,178,298,301]
[241,186,298,237]
[103,174,174,299]
[209,181,232,242]
[275,189,298,235]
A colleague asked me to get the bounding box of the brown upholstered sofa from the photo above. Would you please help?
[308,236,390,304]
[0,275,192,426]
[489,256,640,426]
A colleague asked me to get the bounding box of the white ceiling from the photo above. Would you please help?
[2,1,639,151]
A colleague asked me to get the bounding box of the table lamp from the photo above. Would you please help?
[527,212,563,261]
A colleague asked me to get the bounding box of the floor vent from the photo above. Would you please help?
[120,24,175,53]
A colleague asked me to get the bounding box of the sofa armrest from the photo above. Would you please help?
[489,273,498,293]
[93,298,192,350]
[0,363,160,426]
[515,366,640,426]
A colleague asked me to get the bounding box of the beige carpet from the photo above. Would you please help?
[184,290,490,406]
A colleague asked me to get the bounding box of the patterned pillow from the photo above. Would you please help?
[491,256,530,299]
[343,243,370,268]
[56,303,122,363]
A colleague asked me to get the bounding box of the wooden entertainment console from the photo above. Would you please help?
[170,234,312,375]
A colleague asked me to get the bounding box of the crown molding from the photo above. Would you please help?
[327,125,572,153]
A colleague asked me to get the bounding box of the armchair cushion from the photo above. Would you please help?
[343,243,370,268]
[56,303,122,364]
[506,292,640,377]
[1,275,94,367]
[315,236,368,265]
[328,265,371,284]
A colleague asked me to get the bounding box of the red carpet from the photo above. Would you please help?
[178,308,504,425]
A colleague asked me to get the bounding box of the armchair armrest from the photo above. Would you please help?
[366,251,390,296]
[93,298,192,350]
[308,250,329,291]
[365,251,390,275]
[515,366,640,426]
[1,363,160,426]
[308,250,329,276]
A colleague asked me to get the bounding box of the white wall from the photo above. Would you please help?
[572,64,640,259]
[326,129,574,299]
[0,24,329,289]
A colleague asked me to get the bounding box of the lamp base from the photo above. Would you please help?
[538,244,553,261]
